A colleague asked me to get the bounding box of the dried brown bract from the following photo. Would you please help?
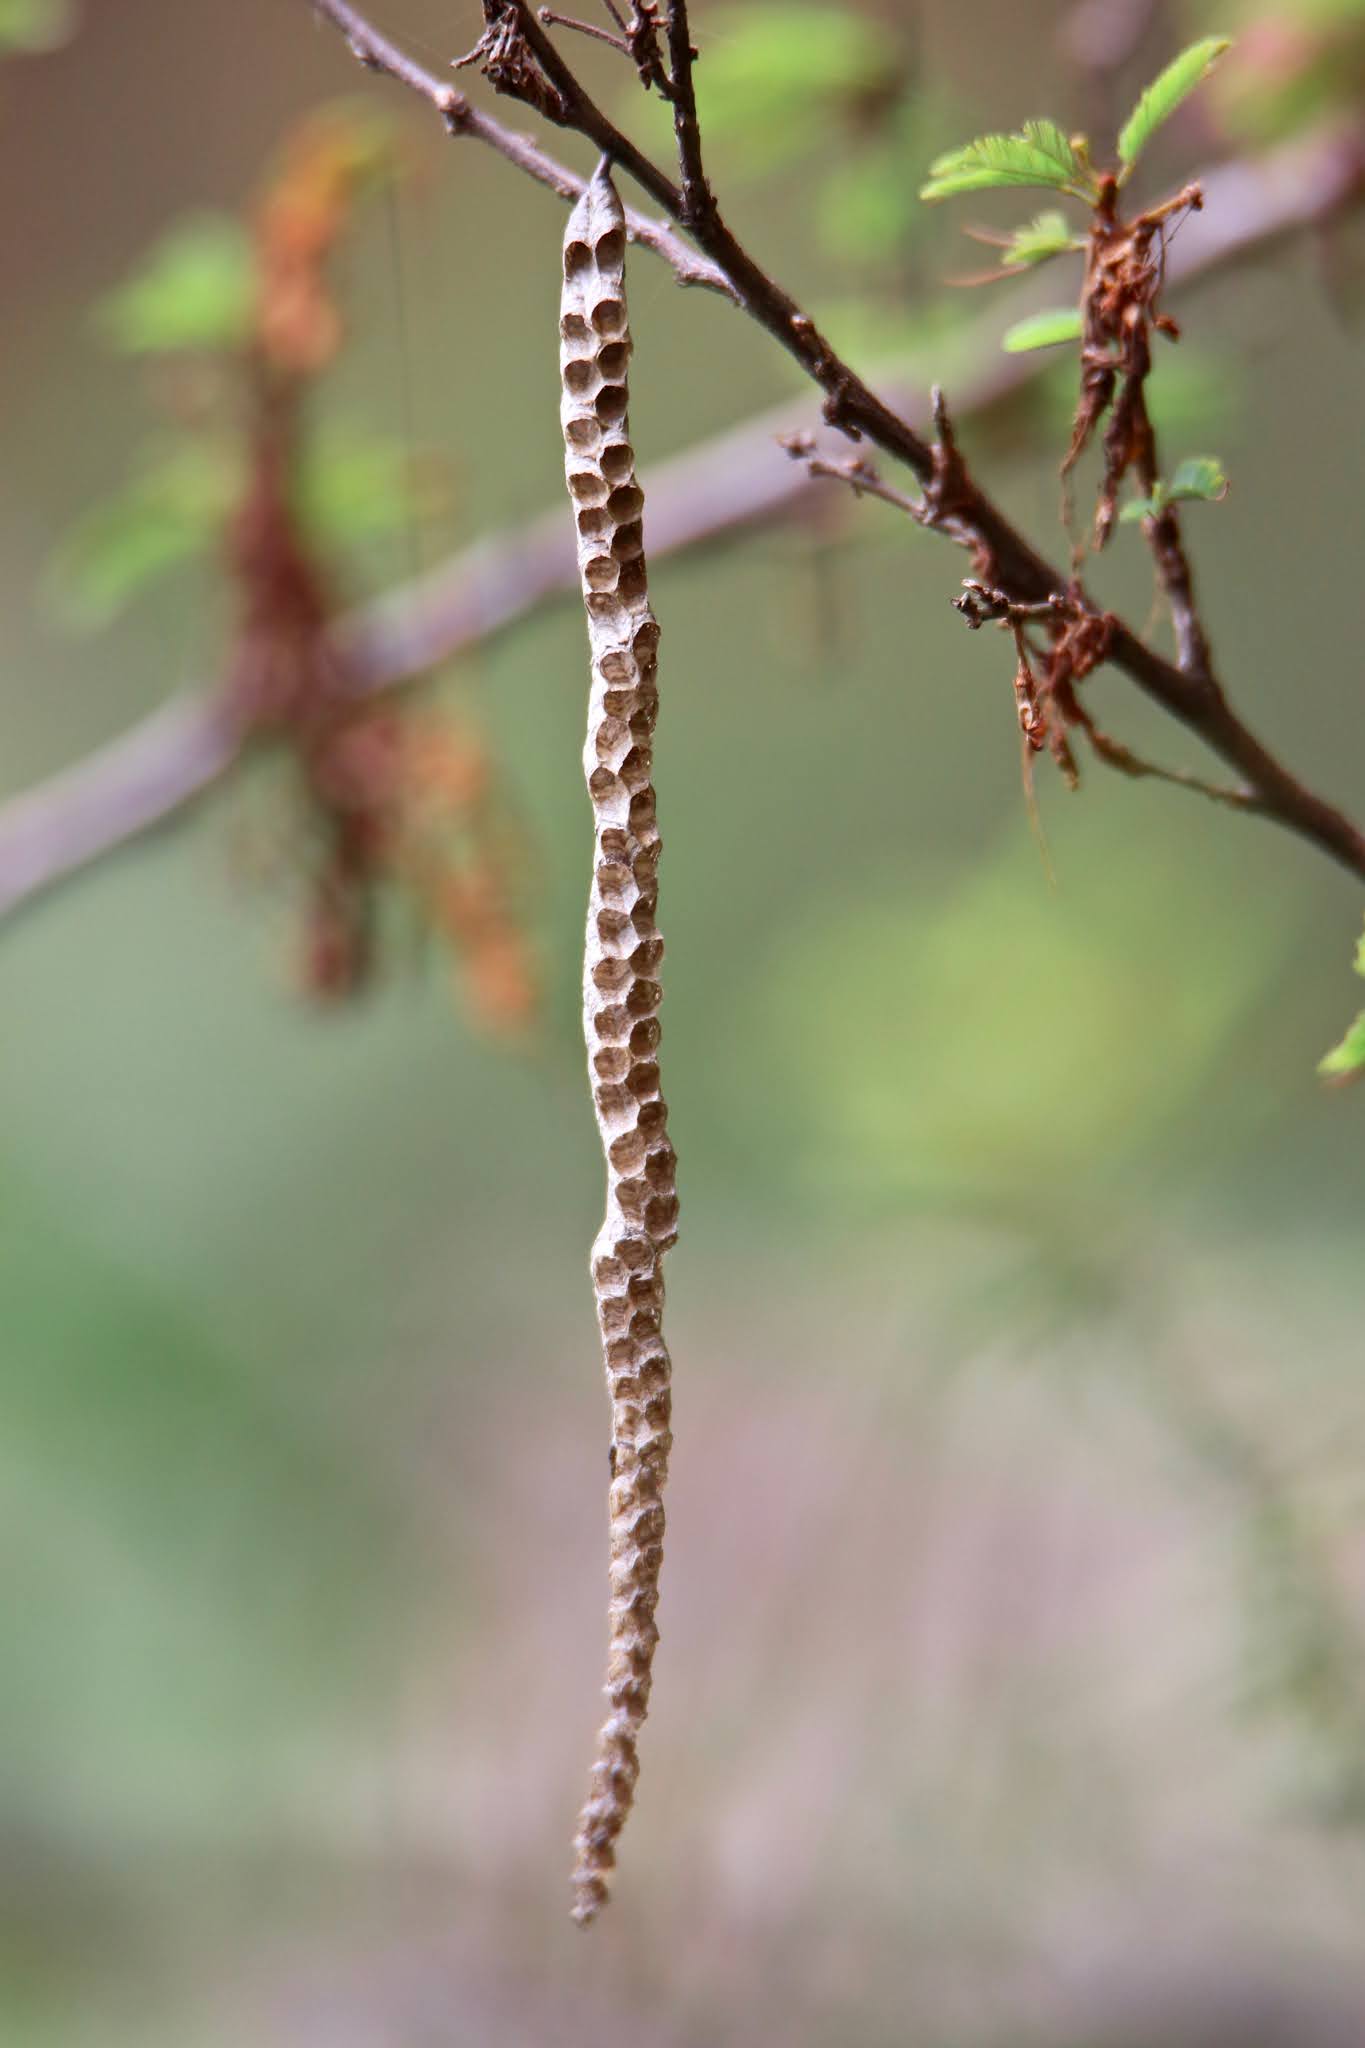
[1065,177,1203,548]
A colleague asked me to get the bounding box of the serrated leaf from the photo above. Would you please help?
[95,215,253,355]
[686,4,907,177]
[921,119,1097,201]
[1001,208,1085,268]
[45,440,236,631]
[1167,454,1229,502]
[1117,36,1232,172]
[1119,489,1165,523]
[1001,305,1083,353]
[0,0,75,53]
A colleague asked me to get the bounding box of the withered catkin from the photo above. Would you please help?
[559,163,678,1926]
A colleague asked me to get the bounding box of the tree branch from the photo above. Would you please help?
[662,0,713,227]
[1,106,1361,918]
[324,1,1365,877]
[306,0,733,295]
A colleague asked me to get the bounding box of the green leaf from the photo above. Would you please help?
[1120,455,1228,522]
[921,119,1098,201]
[687,4,907,177]
[1001,208,1085,268]
[95,215,253,355]
[1319,918,1365,1078]
[1117,36,1232,172]
[1167,454,1229,502]
[0,0,75,53]
[45,440,236,630]
[1319,1012,1365,1079]
[1001,305,1083,353]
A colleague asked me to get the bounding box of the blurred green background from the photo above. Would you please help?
[3,1,1365,2042]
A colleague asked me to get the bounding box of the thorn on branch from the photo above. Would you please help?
[923,385,969,518]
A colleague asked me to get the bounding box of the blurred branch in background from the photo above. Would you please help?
[0,120,1361,923]
[277,4,1365,879]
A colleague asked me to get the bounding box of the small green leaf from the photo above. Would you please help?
[1319,918,1365,1079]
[1117,36,1232,172]
[95,215,253,355]
[1121,456,1228,521]
[1001,209,1085,268]
[1319,1012,1365,1079]
[1001,305,1083,353]
[921,119,1098,201]
[1119,488,1166,523]
[45,440,236,631]
[1167,454,1229,503]
[0,0,75,53]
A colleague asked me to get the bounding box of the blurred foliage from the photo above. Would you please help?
[1318,922,1365,1077]
[44,422,423,630]
[733,821,1286,1209]
[1002,305,1085,352]
[672,2,908,176]
[1120,453,1230,521]
[94,215,254,356]
[0,0,73,55]
[1200,0,1365,140]
[44,437,234,630]
[632,1,938,279]
[47,115,421,628]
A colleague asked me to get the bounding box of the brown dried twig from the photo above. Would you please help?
[2,107,1362,915]
[307,0,733,295]
[303,0,1365,878]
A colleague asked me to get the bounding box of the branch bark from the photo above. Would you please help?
[0,104,1360,918]
[311,4,1365,881]
[306,0,734,295]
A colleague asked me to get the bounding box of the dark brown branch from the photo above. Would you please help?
[306,0,733,295]
[662,0,713,227]
[1145,500,1215,677]
[2,109,1362,918]
[458,0,1365,880]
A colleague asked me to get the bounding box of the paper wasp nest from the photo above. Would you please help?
[560,164,679,1926]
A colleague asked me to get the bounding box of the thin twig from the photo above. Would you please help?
[662,0,712,226]
[2,102,1363,917]
[449,0,1365,878]
[306,0,733,295]
[779,434,925,521]
[536,8,631,57]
